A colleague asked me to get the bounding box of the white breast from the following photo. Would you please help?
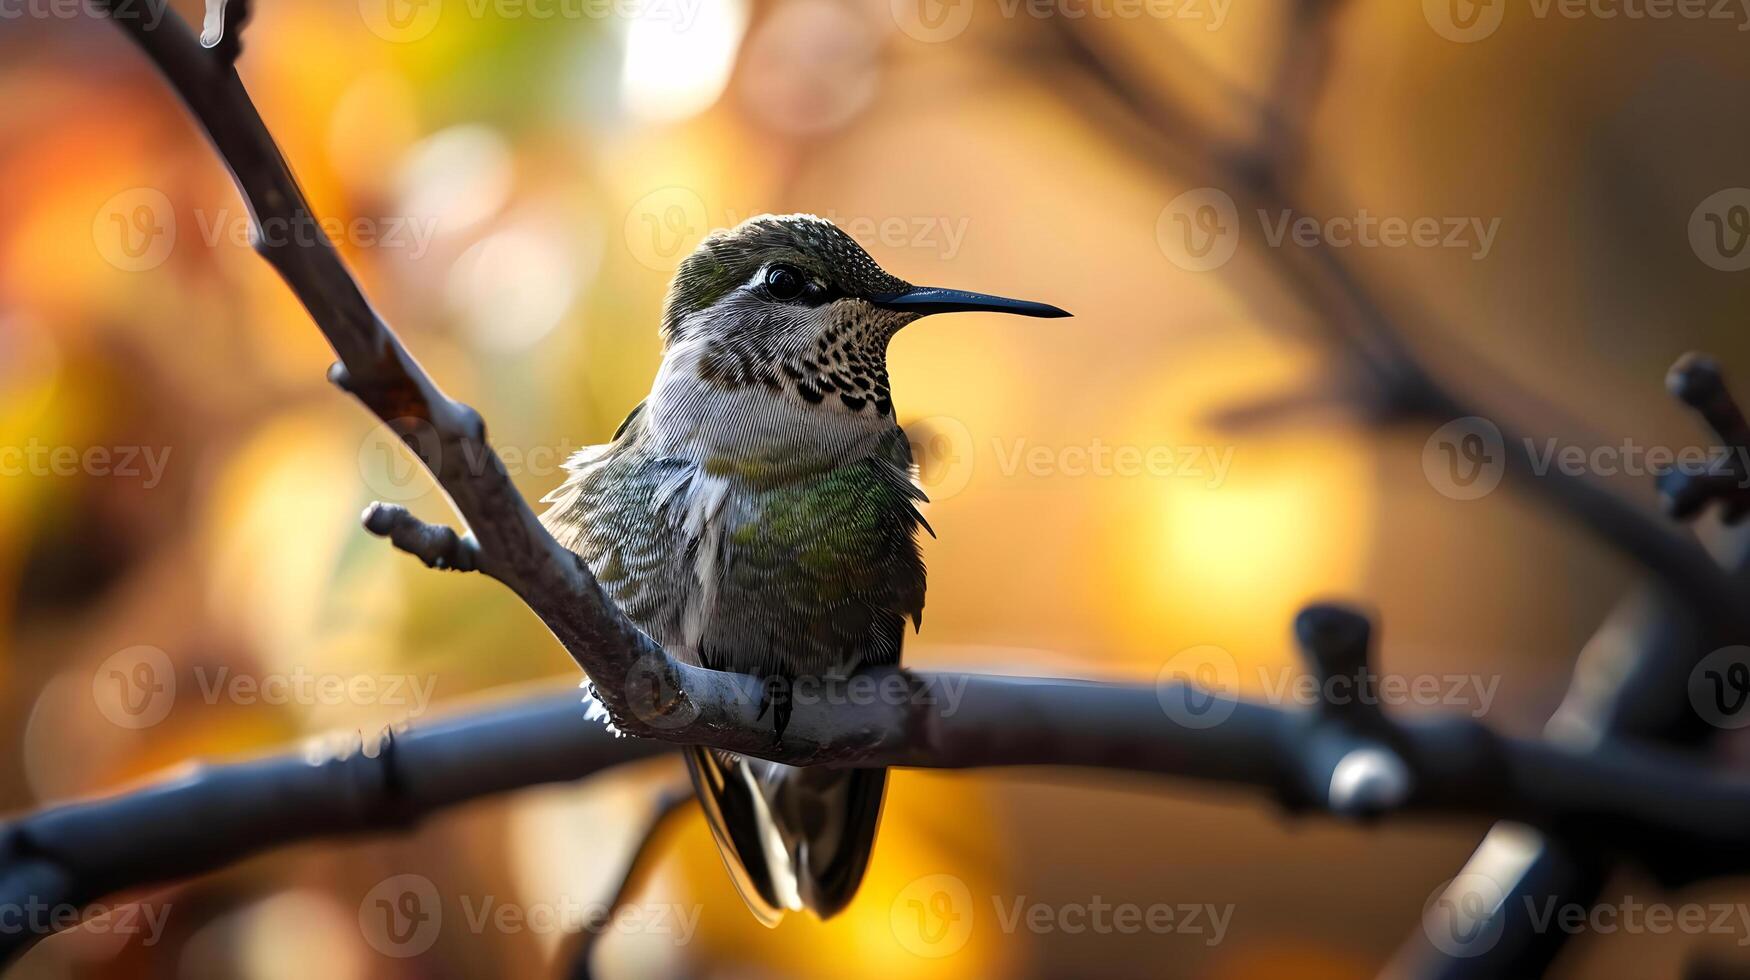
[645,335,890,469]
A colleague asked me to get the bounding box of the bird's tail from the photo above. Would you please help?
[684,746,887,925]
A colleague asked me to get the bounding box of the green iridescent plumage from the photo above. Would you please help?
[539,212,1063,925]
[663,214,908,341]
[543,405,926,679]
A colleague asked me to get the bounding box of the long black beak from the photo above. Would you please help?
[868,286,1071,318]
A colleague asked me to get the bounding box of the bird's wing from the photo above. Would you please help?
[538,402,697,635]
[703,427,927,677]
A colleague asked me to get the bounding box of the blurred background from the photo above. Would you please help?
[4,0,1750,975]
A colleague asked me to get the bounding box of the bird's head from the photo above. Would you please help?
[658,213,1067,420]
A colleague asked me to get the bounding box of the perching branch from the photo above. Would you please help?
[51,4,1750,978]
[12,604,1750,964]
[0,688,669,965]
[93,0,906,764]
[99,0,1750,766]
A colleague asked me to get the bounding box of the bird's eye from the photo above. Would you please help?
[763,264,808,302]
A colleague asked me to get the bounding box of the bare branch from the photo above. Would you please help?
[0,688,670,965]
[1048,17,1750,640]
[1043,19,1750,975]
[91,0,859,762]
[73,7,1750,979]
[12,604,1750,963]
[363,503,482,573]
[1390,361,1750,977]
[1658,354,1750,524]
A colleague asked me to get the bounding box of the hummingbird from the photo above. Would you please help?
[540,214,1068,924]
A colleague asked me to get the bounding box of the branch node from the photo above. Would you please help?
[1326,745,1412,819]
[199,0,251,68]
[1670,352,1750,448]
[1294,602,1377,720]
[450,401,487,445]
[197,0,226,48]
[1669,351,1725,409]
[327,361,355,395]
[361,502,481,572]
[1659,352,1750,524]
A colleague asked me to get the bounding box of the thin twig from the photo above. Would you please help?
[65,7,1750,979]
[1050,19,1748,637]
[91,0,896,762]
[1389,362,1750,977]
[561,783,693,980]
[1043,19,1750,979]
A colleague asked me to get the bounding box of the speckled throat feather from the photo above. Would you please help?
[696,298,900,418]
